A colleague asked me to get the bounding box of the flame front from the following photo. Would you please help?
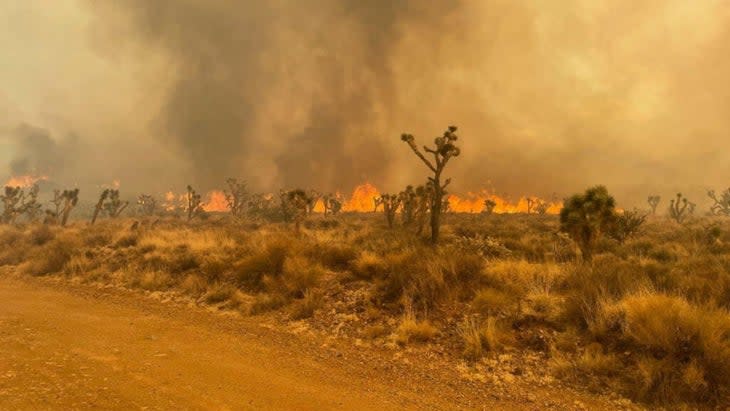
[447,191,562,214]
[202,190,229,212]
[342,183,380,212]
[4,175,48,188]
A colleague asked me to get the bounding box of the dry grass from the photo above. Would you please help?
[1,213,730,406]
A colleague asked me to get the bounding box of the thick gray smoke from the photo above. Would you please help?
[2,1,730,207]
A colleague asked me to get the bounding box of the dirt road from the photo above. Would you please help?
[0,275,633,410]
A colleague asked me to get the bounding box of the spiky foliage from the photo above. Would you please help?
[137,194,157,216]
[224,178,249,218]
[708,188,730,216]
[413,184,433,235]
[322,194,342,217]
[669,193,692,224]
[378,194,402,229]
[647,195,661,215]
[559,185,616,262]
[609,209,648,244]
[399,185,417,226]
[186,185,205,221]
[280,189,309,233]
[401,125,461,244]
[482,199,497,215]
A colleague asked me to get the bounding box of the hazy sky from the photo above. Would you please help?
[1,1,729,206]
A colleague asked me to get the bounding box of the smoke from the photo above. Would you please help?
[3,1,730,206]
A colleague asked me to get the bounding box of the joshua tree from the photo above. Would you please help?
[708,188,730,216]
[185,185,205,221]
[91,190,109,224]
[399,185,417,226]
[400,125,461,244]
[280,189,309,233]
[1,186,24,223]
[608,209,648,244]
[46,189,79,227]
[224,178,249,218]
[378,194,402,229]
[104,189,129,219]
[526,198,536,214]
[647,195,661,215]
[247,193,275,218]
[137,194,157,216]
[669,193,692,224]
[322,194,342,217]
[559,185,616,262]
[413,184,432,235]
[91,189,129,224]
[23,184,42,222]
[482,199,497,215]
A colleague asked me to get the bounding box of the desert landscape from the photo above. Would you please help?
[3,1,730,410]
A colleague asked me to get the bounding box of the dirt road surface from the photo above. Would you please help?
[0,274,634,410]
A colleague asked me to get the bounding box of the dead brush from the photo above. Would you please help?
[394,303,438,345]
[458,315,511,361]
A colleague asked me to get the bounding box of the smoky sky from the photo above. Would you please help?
[2,1,730,206]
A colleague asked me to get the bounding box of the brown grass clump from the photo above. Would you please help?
[458,316,511,361]
[395,307,438,345]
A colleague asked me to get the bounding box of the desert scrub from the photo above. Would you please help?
[458,316,511,361]
[394,307,438,345]
[589,292,730,403]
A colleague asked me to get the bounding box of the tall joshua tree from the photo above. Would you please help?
[401,125,461,244]
[186,185,205,221]
[669,193,691,224]
[224,178,249,218]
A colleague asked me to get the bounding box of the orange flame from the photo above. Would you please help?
[342,183,380,212]
[447,191,562,214]
[4,175,48,188]
[202,190,229,212]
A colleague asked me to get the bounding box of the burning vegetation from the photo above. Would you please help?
[2,128,730,409]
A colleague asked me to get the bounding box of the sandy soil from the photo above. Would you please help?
[0,274,639,410]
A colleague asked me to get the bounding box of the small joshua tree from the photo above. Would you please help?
[401,125,461,244]
[669,193,691,224]
[559,185,616,262]
[224,178,249,218]
[186,185,205,221]
[526,198,536,214]
[647,195,661,215]
[413,184,432,235]
[708,188,730,216]
[137,194,157,216]
[46,188,79,227]
[399,185,417,226]
[280,189,309,233]
[1,186,25,223]
[378,194,401,229]
[104,190,129,219]
[91,189,129,224]
[608,209,648,244]
[322,194,342,217]
[23,184,42,222]
[482,199,497,215]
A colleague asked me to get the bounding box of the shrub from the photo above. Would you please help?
[559,185,616,262]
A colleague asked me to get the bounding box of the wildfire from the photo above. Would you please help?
[342,183,380,212]
[156,183,563,215]
[202,190,229,212]
[447,191,562,214]
[4,175,48,188]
